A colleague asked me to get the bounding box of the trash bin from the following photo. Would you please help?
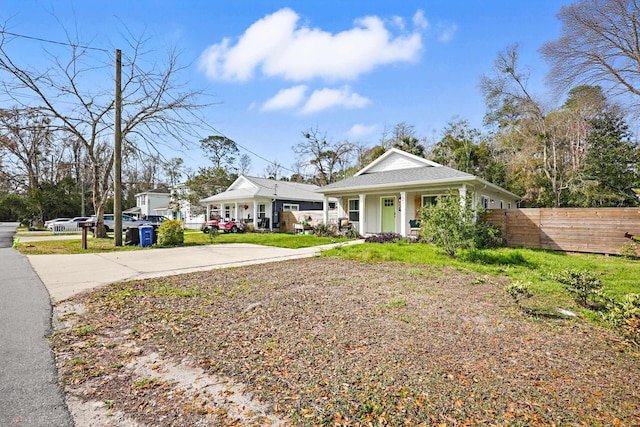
[125,228,139,246]
[139,225,154,248]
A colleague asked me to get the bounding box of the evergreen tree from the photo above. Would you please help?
[579,113,639,206]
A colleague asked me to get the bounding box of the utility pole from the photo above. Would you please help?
[114,49,123,246]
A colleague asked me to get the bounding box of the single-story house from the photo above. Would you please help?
[200,175,331,231]
[317,148,520,237]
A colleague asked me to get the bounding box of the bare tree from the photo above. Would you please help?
[238,153,252,176]
[293,127,354,186]
[0,30,205,237]
[264,160,282,180]
[481,45,572,207]
[540,0,640,110]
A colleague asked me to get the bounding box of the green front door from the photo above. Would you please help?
[381,197,396,232]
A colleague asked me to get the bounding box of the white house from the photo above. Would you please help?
[124,188,171,219]
[200,175,329,231]
[317,148,520,237]
[124,186,205,229]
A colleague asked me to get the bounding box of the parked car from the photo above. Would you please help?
[140,215,170,228]
[47,216,89,232]
[44,217,71,228]
[201,218,246,233]
[85,214,146,233]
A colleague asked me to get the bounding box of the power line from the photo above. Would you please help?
[0,30,109,52]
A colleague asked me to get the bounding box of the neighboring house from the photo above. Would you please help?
[125,186,205,229]
[317,148,520,237]
[167,183,206,229]
[200,175,329,231]
[124,187,170,219]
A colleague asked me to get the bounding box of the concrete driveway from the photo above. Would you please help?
[28,242,350,302]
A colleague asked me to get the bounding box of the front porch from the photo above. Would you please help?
[322,186,473,237]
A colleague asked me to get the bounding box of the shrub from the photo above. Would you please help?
[313,222,338,237]
[341,227,361,239]
[365,233,404,244]
[504,280,533,307]
[619,241,639,258]
[552,268,602,307]
[157,220,184,246]
[473,221,504,249]
[418,190,476,257]
[604,293,640,346]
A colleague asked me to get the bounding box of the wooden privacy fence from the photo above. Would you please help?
[481,208,640,255]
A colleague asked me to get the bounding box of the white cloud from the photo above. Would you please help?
[391,16,405,30]
[412,10,429,31]
[301,86,370,114]
[198,8,423,82]
[347,123,378,139]
[261,85,308,111]
[437,23,458,43]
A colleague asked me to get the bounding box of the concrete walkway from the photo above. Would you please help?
[0,223,73,426]
[28,241,357,302]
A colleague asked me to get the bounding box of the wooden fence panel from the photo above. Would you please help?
[481,208,640,255]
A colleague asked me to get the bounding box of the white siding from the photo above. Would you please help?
[366,152,432,173]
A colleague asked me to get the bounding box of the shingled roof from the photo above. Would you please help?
[320,166,474,192]
[201,176,324,203]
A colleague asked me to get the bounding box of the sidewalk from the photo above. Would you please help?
[28,241,359,302]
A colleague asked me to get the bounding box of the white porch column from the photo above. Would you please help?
[206,204,210,221]
[234,202,238,220]
[323,196,329,224]
[253,203,258,227]
[459,185,467,216]
[359,194,365,236]
[400,191,407,236]
[337,197,345,218]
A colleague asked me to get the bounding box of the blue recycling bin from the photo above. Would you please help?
[139,225,154,248]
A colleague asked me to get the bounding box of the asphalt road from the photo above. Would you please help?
[0,223,73,426]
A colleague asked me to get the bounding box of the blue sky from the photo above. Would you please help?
[0,0,572,177]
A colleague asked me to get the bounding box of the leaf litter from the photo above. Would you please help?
[51,257,640,426]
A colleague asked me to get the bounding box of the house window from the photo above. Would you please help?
[480,196,489,209]
[508,202,512,209]
[224,205,230,219]
[329,202,336,210]
[283,203,299,211]
[258,204,266,219]
[348,199,359,222]
[422,195,439,207]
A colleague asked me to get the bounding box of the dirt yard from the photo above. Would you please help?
[51,257,640,426]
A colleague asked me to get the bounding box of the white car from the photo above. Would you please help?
[47,217,89,232]
[85,214,145,233]
[44,217,71,228]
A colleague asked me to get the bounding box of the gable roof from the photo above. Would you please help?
[318,148,519,199]
[200,175,324,203]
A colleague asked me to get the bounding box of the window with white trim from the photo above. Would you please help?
[422,195,439,207]
[282,203,299,211]
[258,204,266,219]
[348,199,359,222]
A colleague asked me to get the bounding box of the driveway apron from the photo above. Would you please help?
[0,223,73,426]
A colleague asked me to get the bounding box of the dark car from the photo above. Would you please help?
[141,215,170,228]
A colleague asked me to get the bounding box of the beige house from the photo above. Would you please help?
[317,148,519,237]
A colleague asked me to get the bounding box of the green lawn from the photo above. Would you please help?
[15,231,351,254]
[322,242,640,309]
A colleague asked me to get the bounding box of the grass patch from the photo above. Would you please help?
[15,231,352,254]
[322,242,640,305]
